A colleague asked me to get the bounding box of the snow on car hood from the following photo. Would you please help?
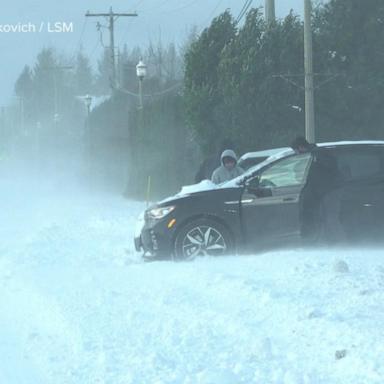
[178,179,217,194]
[159,179,218,205]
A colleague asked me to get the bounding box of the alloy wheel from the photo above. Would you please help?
[181,225,227,260]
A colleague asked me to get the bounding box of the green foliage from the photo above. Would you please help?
[314,0,384,140]
[75,50,94,94]
[184,8,306,154]
[96,48,112,94]
[184,1,384,154]
[15,66,33,99]
[32,48,58,119]
[184,11,237,155]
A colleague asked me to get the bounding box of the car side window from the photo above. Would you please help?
[335,148,384,181]
[257,153,312,188]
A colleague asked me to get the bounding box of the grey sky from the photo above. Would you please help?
[1,0,304,105]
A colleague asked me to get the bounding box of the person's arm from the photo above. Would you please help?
[211,169,220,184]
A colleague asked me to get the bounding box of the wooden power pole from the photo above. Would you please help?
[304,0,315,143]
[265,0,275,25]
[86,7,138,88]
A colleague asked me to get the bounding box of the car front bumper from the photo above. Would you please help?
[133,214,175,259]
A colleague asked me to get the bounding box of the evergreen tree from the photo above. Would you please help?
[315,0,384,139]
[96,48,112,94]
[184,10,237,155]
[32,48,58,122]
[74,49,94,95]
[14,65,34,123]
[219,9,304,150]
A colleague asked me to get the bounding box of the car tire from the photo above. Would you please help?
[173,218,233,261]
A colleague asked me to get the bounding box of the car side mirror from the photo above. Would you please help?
[246,177,272,197]
[246,176,260,188]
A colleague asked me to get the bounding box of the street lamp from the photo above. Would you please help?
[84,94,92,117]
[136,59,147,109]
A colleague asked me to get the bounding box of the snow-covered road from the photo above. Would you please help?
[1,178,384,384]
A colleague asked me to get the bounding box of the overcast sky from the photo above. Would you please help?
[1,0,304,105]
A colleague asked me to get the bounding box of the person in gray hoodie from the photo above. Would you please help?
[211,149,245,184]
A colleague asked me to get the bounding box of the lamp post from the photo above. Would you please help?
[84,94,93,170]
[136,59,147,109]
[128,59,147,197]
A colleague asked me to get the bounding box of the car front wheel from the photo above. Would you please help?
[174,219,232,261]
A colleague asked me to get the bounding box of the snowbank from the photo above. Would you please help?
[1,180,384,383]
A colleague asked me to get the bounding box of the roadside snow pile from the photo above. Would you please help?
[1,180,384,384]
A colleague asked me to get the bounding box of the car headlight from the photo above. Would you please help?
[147,205,175,220]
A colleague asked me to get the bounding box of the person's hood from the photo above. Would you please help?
[220,149,237,164]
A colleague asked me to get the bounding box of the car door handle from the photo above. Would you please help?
[282,197,296,202]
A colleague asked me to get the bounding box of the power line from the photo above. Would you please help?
[131,0,146,8]
[96,22,106,48]
[117,18,136,48]
[237,0,253,23]
[199,0,225,31]
[88,38,102,61]
[236,0,253,24]
[69,17,88,63]
[167,0,199,13]
[140,0,198,15]
[138,0,176,14]
[207,0,225,20]
[86,7,138,88]
[237,0,251,19]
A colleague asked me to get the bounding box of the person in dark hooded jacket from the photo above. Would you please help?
[211,149,245,184]
[290,136,317,154]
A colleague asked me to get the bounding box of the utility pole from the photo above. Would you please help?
[265,0,275,26]
[86,7,138,88]
[304,0,315,143]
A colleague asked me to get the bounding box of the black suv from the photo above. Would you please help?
[135,142,384,260]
